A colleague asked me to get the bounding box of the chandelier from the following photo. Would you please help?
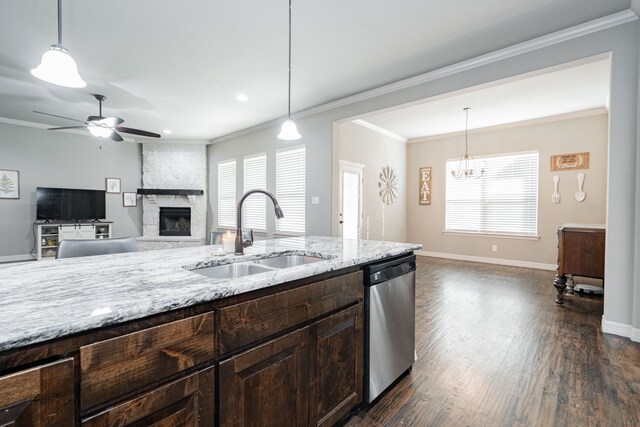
[450,107,484,179]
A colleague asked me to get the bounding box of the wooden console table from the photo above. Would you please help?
[553,223,605,304]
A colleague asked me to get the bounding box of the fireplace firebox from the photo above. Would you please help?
[159,207,191,236]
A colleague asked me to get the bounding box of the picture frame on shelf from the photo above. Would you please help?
[123,192,137,207]
[106,177,121,193]
[0,169,19,199]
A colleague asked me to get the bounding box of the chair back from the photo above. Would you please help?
[56,237,139,259]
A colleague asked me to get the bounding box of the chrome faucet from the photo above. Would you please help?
[235,189,284,255]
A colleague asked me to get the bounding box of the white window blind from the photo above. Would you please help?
[276,146,306,233]
[217,159,236,228]
[445,151,539,237]
[243,154,267,230]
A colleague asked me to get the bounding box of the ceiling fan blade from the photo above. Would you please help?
[48,126,87,131]
[109,131,124,142]
[34,111,87,124]
[115,126,161,138]
[86,115,104,123]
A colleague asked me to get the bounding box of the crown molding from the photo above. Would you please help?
[351,119,408,143]
[631,1,640,17]
[211,10,637,144]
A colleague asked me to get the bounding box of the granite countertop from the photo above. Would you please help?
[0,236,420,352]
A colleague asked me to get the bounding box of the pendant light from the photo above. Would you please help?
[31,0,86,88]
[451,107,484,179]
[277,0,301,140]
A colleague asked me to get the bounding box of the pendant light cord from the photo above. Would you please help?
[57,0,62,45]
[464,107,470,154]
[287,0,292,119]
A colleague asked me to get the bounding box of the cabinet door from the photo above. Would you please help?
[0,358,75,426]
[309,304,363,427]
[82,367,214,427]
[219,328,309,427]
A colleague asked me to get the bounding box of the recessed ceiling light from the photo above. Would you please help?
[236,93,249,102]
[163,129,172,135]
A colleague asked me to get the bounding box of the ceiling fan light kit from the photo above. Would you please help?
[31,0,86,88]
[277,0,301,141]
[451,107,484,180]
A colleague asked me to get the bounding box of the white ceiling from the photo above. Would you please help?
[0,0,631,140]
[358,57,611,140]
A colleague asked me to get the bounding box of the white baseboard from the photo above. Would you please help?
[601,317,632,338]
[632,328,640,343]
[414,250,556,271]
[0,254,35,264]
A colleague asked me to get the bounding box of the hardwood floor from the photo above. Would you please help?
[343,256,640,427]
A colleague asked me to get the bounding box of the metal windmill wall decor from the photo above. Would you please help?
[378,166,399,205]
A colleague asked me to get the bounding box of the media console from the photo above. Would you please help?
[36,222,112,260]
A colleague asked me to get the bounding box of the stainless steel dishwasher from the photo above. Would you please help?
[364,253,416,403]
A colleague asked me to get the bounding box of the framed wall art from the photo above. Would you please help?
[550,152,589,171]
[0,169,19,199]
[106,177,121,193]
[419,167,431,205]
[123,192,137,207]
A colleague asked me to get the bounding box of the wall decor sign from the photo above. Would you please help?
[106,177,121,193]
[123,192,137,207]
[419,167,431,205]
[550,152,589,171]
[0,169,19,199]
[378,166,399,205]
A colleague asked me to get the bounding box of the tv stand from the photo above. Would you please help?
[36,222,113,260]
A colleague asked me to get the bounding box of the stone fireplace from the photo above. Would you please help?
[136,142,208,251]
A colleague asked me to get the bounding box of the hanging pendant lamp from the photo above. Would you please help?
[450,107,484,179]
[277,0,301,140]
[31,0,86,88]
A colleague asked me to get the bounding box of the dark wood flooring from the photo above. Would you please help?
[343,257,640,427]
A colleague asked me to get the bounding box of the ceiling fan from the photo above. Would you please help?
[34,94,161,142]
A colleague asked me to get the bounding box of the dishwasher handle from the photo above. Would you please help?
[365,254,416,285]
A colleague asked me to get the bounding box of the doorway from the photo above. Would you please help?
[339,160,364,239]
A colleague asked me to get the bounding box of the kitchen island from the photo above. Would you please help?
[0,236,419,426]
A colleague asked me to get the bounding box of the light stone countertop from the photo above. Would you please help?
[0,236,420,352]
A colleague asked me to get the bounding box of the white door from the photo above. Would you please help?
[339,161,364,239]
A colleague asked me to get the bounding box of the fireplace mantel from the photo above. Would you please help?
[137,189,204,196]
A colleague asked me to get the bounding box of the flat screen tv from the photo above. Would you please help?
[36,187,106,221]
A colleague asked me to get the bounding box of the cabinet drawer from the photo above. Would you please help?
[80,312,215,410]
[82,367,214,427]
[218,271,363,354]
[0,358,75,426]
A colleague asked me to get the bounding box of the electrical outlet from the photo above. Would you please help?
[491,245,498,252]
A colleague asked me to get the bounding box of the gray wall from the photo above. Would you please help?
[0,123,142,259]
[635,21,640,334]
[212,21,639,330]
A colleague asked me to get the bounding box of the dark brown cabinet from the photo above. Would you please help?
[219,328,310,427]
[0,358,75,426]
[310,304,363,427]
[82,367,214,426]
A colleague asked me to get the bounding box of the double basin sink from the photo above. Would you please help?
[190,255,326,280]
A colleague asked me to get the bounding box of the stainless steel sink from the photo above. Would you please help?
[190,262,273,279]
[254,255,325,269]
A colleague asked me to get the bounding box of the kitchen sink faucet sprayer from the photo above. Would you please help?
[235,189,284,255]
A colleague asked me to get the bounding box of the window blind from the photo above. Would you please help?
[243,154,267,230]
[217,159,236,228]
[445,151,539,237]
[276,146,306,234]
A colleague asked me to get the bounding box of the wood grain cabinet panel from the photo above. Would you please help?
[82,367,214,427]
[0,358,74,426]
[80,312,215,410]
[219,328,310,427]
[309,304,363,427]
[218,271,363,353]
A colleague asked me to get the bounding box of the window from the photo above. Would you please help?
[276,146,306,233]
[445,151,539,237]
[243,154,267,230]
[217,159,236,228]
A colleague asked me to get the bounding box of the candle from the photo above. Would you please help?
[222,231,236,253]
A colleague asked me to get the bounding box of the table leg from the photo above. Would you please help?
[554,275,567,304]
